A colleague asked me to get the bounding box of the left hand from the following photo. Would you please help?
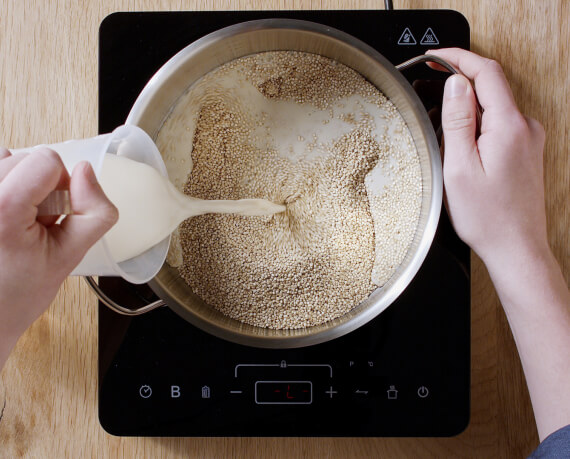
[0,147,117,364]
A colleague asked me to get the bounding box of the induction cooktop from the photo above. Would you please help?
[97,9,470,437]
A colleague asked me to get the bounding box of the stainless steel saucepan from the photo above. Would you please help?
[88,19,455,348]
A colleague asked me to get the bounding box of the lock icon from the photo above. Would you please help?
[387,385,398,400]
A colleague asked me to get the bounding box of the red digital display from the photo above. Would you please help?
[255,381,312,404]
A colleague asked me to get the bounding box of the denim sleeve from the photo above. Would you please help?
[528,424,570,458]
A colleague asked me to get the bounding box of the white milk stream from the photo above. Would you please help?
[98,153,285,263]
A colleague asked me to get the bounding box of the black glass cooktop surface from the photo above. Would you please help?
[98,9,470,437]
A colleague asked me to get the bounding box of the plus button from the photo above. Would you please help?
[325,386,338,398]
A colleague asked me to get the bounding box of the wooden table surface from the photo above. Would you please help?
[0,1,568,457]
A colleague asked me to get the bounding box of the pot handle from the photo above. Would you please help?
[396,54,458,74]
[83,276,166,316]
[396,55,483,135]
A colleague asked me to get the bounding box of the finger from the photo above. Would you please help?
[524,116,546,146]
[37,156,71,227]
[0,152,29,182]
[0,148,11,159]
[425,61,451,73]
[441,74,482,173]
[427,48,517,114]
[0,148,69,220]
[54,161,118,263]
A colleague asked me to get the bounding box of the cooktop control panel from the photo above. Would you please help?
[98,9,470,437]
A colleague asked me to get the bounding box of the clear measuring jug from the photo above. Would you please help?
[12,124,169,284]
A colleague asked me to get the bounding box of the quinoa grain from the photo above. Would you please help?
[156,51,422,329]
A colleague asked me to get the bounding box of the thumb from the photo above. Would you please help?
[56,161,118,264]
[441,74,480,171]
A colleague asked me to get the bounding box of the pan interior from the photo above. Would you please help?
[127,20,440,348]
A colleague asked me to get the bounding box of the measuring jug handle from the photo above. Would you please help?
[84,276,166,315]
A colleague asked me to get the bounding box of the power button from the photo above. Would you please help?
[417,386,429,398]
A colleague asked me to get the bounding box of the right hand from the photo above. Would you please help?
[427,48,547,266]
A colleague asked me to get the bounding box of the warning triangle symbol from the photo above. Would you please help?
[397,28,416,45]
[420,28,439,45]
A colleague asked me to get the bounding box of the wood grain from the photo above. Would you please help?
[0,0,567,457]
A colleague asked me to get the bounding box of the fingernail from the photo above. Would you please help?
[81,161,98,185]
[445,74,469,98]
[36,147,60,161]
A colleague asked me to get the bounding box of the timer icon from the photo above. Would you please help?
[139,384,152,399]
